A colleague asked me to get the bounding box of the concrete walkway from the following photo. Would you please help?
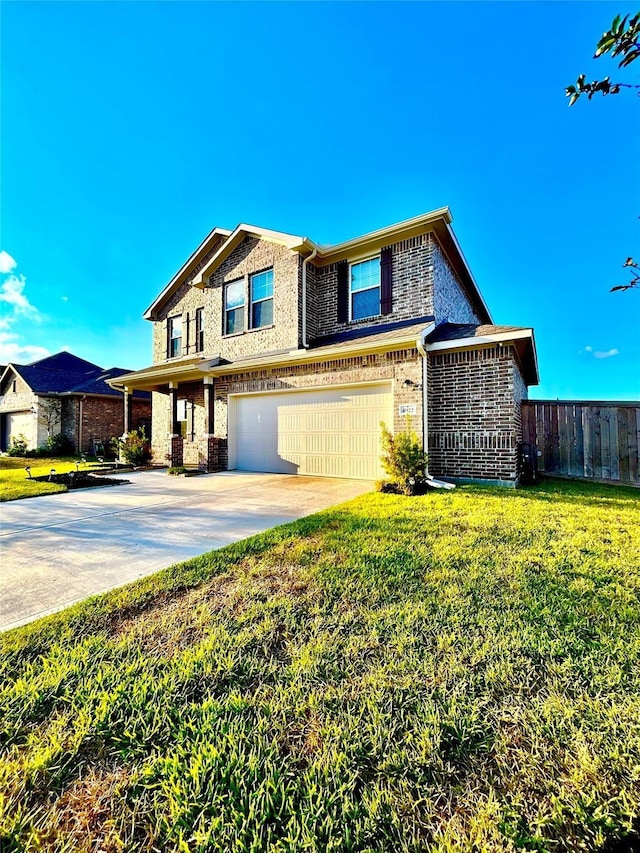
[0,470,371,632]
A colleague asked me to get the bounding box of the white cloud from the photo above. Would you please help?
[581,344,619,359]
[0,254,47,365]
[0,332,50,364]
[0,274,42,321]
[61,295,69,302]
[0,252,17,274]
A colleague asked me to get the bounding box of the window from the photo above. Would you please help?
[168,316,182,358]
[350,257,381,321]
[177,399,188,438]
[224,279,245,335]
[250,269,273,329]
[195,307,204,352]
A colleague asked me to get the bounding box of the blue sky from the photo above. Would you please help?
[1,1,638,400]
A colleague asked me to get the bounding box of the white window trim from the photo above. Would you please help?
[349,255,381,323]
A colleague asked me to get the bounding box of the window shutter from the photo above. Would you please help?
[337,260,349,323]
[164,319,169,358]
[380,246,393,315]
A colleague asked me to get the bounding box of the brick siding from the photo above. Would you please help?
[427,345,524,483]
[152,236,301,364]
[431,238,481,324]
[77,397,151,453]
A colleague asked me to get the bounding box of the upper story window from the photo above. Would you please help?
[350,257,381,321]
[168,316,182,358]
[195,307,204,352]
[225,279,245,335]
[250,269,273,329]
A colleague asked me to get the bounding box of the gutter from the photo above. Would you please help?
[301,247,317,348]
[416,322,435,474]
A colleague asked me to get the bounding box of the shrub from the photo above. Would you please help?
[380,419,427,495]
[168,466,187,476]
[45,433,75,455]
[111,428,151,467]
[7,434,29,457]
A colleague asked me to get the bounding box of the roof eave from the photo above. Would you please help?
[144,226,233,320]
[191,225,310,288]
[426,328,540,385]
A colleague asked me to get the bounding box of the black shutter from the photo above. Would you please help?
[337,260,349,323]
[380,246,393,315]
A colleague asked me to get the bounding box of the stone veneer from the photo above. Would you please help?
[427,344,527,484]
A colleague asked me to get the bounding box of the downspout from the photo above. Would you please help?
[78,396,85,453]
[301,247,318,348]
[416,322,435,475]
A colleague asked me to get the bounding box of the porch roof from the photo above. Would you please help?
[106,321,435,392]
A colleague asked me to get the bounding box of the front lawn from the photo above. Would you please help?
[0,456,89,501]
[1,480,638,852]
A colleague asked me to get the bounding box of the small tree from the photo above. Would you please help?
[380,419,427,494]
[38,397,62,439]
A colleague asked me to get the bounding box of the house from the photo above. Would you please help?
[109,208,539,485]
[0,351,152,454]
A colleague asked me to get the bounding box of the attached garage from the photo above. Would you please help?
[229,383,393,480]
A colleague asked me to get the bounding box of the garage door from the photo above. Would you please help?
[231,383,393,480]
[3,411,33,451]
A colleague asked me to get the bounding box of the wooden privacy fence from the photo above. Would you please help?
[522,400,640,485]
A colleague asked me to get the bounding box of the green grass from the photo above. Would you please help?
[1,479,638,852]
[0,457,92,501]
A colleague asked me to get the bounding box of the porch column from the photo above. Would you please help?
[123,387,132,435]
[168,381,179,435]
[203,377,214,435]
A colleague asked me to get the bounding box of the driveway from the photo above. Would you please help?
[0,470,371,632]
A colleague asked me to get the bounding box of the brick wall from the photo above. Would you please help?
[427,345,522,483]
[79,396,152,453]
[310,234,436,340]
[431,238,481,324]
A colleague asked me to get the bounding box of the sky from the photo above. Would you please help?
[1,0,639,400]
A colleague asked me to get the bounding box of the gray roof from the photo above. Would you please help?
[428,323,530,343]
[6,352,150,399]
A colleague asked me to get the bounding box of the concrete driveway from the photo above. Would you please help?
[0,470,371,632]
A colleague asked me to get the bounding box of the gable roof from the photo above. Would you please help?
[190,224,308,291]
[144,227,232,320]
[146,207,492,325]
[1,352,150,398]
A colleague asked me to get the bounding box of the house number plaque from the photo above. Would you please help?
[398,404,417,416]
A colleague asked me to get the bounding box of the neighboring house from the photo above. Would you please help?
[109,208,539,485]
[0,352,151,453]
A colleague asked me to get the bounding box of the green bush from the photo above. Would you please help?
[168,466,187,476]
[6,434,29,457]
[380,419,427,495]
[111,428,151,467]
[45,433,75,455]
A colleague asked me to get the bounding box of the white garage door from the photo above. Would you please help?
[231,383,393,480]
[4,411,33,450]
